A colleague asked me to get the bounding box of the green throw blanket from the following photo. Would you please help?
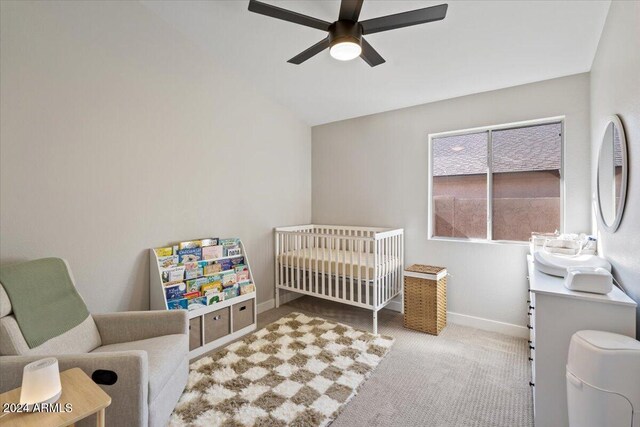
[0,258,90,348]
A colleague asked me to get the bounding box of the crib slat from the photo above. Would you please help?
[393,234,397,298]
[397,234,400,296]
[314,235,318,294]
[336,236,340,299]
[381,237,385,304]
[303,234,307,291]
[357,239,362,304]
[289,233,294,291]
[377,238,380,308]
[275,232,279,293]
[382,237,386,304]
[350,235,354,303]
[383,237,387,304]
[286,233,291,289]
[391,235,395,300]
[298,234,302,292]
[365,239,370,306]
[322,236,326,297]
[279,233,284,289]
[342,237,346,300]
[388,236,391,303]
[293,233,297,291]
[302,234,306,292]
[373,238,377,310]
[328,231,333,298]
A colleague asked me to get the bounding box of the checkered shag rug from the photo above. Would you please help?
[169,312,394,427]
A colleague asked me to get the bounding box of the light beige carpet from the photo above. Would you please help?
[259,296,534,427]
[170,312,394,426]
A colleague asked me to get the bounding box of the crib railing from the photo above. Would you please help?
[274,225,404,311]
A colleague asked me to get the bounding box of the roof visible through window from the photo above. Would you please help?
[432,122,562,176]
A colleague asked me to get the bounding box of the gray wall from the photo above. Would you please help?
[0,1,311,312]
[590,0,640,337]
[312,74,591,328]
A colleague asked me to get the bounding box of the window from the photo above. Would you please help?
[429,119,563,242]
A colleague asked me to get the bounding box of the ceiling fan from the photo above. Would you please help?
[248,0,448,67]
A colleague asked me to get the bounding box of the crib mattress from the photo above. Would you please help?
[277,248,400,280]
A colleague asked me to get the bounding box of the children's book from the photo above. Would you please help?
[206,274,223,283]
[222,273,237,288]
[186,277,209,293]
[206,292,224,305]
[237,270,250,282]
[221,238,240,256]
[203,263,222,276]
[165,282,186,300]
[155,247,173,257]
[183,261,198,270]
[219,238,240,246]
[167,298,188,310]
[223,285,239,299]
[230,257,245,267]
[179,240,202,249]
[240,283,255,295]
[234,264,248,273]
[178,247,202,263]
[201,281,223,294]
[157,255,179,269]
[226,247,242,257]
[216,259,233,271]
[202,245,224,260]
[188,297,207,311]
[184,291,200,300]
[200,238,219,247]
[162,266,185,283]
[184,262,203,280]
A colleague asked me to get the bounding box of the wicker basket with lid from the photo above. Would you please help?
[403,264,447,335]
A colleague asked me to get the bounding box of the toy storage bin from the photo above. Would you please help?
[404,264,447,335]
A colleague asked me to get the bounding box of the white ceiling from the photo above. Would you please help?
[142,0,610,125]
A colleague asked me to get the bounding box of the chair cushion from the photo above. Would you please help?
[0,258,91,348]
[0,315,102,356]
[91,334,188,402]
[0,284,11,318]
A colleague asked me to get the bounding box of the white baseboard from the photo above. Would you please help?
[385,300,528,338]
[257,299,275,314]
[257,291,303,314]
[445,312,529,338]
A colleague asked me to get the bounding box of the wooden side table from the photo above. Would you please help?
[0,367,111,427]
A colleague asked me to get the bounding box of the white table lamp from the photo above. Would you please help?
[19,357,62,410]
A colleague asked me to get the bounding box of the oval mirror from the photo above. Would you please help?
[596,115,628,232]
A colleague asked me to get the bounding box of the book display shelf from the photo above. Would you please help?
[150,237,257,359]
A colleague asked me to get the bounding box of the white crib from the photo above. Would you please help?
[274,225,404,334]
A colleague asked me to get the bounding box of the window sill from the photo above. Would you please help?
[428,236,530,246]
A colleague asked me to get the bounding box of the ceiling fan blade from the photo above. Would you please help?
[360,3,447,35]
[360,38,385,67]
[248,0,331,32]
[339,0,364,22]
[288,37,331,64]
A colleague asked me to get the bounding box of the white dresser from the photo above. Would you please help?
[527,255,637,427]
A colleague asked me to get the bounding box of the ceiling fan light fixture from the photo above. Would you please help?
[248,0,448,67]
[330,40,362,61]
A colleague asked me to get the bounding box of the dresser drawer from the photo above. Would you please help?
[232,299,255,331]
[204,307,230,344]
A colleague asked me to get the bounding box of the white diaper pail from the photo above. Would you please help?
[566,330,640,427]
